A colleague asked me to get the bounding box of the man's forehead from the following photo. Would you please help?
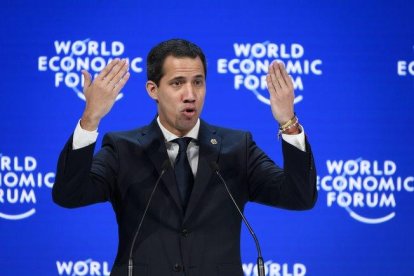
[162,56,205,77]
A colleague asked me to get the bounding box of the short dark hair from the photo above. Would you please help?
[146,39,207,86]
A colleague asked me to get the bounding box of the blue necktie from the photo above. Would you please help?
[173,137,194,210]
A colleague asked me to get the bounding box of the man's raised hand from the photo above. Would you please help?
[80,58,130,131]
[266,61,295,125]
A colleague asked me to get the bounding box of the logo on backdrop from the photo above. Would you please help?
[243,261,306,276]
[317,158,414,224]
[217,41,323,105]
[56,259,110,276]
[56,259,306,276]
[0,153,54,220]
[38,39,144,101]
[397,45,414,76]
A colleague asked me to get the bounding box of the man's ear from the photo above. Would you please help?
[146,80,158,101]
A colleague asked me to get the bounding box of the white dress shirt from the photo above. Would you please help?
[156,117,200,176]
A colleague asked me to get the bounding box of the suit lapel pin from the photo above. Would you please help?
[210,138,218,145]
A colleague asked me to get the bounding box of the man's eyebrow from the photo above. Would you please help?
[168,74,205,82]
[168,76,186,82]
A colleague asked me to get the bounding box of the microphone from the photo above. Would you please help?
[128,160,171,276]
[209,161,266,276]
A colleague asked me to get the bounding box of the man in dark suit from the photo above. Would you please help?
[53,39,317,276]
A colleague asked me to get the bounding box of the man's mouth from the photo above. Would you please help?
[182,108,196,117]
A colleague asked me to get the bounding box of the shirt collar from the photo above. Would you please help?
[157,116,200,142]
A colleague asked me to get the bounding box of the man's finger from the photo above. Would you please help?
[111,61,130,88]
[113,72,131,94]
[269,62,281,92]
[279,62,293,90]
[274,62,288,89]
[266,74,278,97]
[97,58,120,81]
[82,70,92,90]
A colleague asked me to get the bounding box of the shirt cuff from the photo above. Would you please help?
[281,126,306,152]
[72,120,99,150]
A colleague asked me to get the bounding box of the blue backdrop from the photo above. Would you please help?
[1,1,413,275]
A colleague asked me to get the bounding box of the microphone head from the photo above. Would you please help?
[161,160,171,171]
[209,161,219,172]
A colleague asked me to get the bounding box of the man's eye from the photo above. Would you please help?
[194,80,203,86]
[172,81,182,87]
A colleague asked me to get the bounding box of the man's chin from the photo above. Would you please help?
[177,117,198,134]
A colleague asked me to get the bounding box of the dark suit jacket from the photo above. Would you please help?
[53,119,317,276]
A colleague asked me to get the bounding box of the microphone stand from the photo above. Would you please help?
[210,162,265,276]
[128,161,170,276]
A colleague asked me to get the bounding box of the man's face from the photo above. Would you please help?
[146,56,206,136]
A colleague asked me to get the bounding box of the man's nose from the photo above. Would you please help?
[183,83,196,102]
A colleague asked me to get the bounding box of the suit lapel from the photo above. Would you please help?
[137,119,183,214]
[184,120,221,223]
